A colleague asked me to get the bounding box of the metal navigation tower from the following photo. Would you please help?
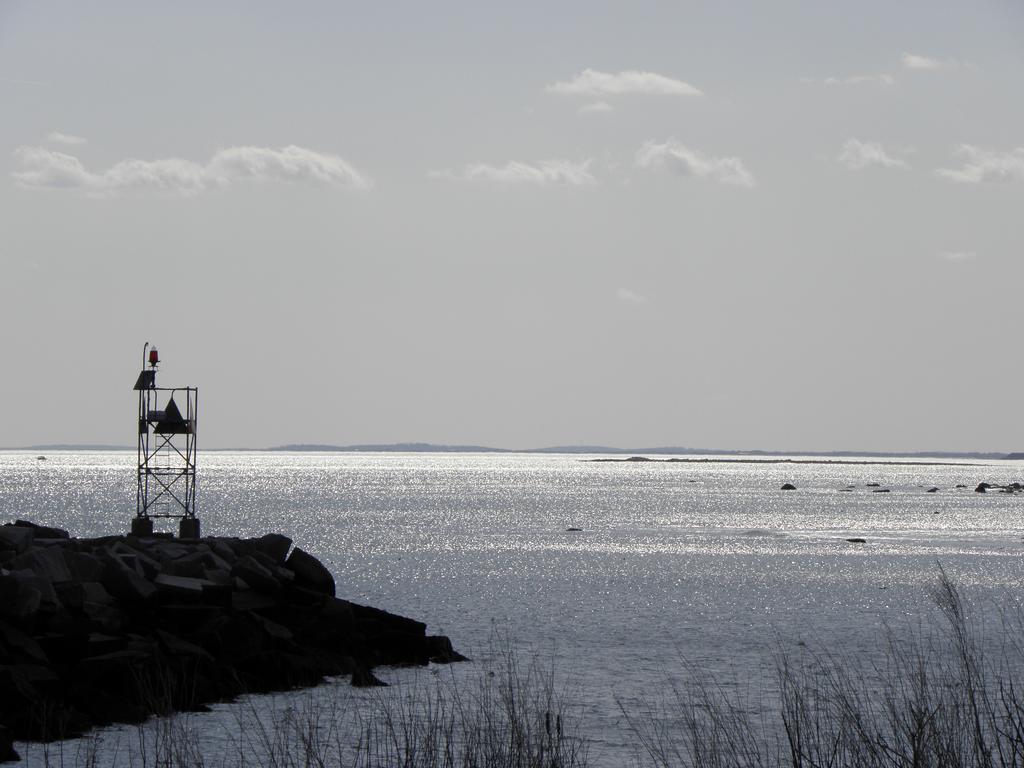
[131,343,200,538]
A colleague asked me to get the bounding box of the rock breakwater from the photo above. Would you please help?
[0,519,464,757]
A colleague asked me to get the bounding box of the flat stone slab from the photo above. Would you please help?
[154,574,206,596]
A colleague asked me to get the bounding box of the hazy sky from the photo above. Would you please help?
[1,1,1022,451]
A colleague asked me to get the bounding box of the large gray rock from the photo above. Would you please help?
[247,533,292,565]
[7,571,59,612]
[13,520,69,539]
[207,538,240,564]
[54,581,86,612]
[0,575,41,619]
[72,551,105,581]
[286,548,335,596]
[81,581,114,605]
[249,550,281,572]
[232,555,281,594]
[112,543,160,579]
[0,525,34,554]
[10,546,73,584]
[99,553,157,604]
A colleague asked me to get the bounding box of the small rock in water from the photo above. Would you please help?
[956,484,968,488]
[566,527,583,532]
[976,483,989,493]
[927,487,940,493]
[846,538,867,544]
[872,489,890,493]
[866,483,881,487]
[780,483,797,491]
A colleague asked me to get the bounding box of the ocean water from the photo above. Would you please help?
[3,450,1024,764]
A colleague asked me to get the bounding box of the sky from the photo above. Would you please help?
[1,1,1022,452]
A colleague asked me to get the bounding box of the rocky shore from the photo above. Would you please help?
[0,519,465,762]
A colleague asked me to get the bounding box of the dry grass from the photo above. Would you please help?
[18,644,588,768]
[624,568,1024,768]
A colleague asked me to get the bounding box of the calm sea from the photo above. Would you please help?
[4,450,1023,765]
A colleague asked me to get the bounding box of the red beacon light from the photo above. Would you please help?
[148,347,160,368]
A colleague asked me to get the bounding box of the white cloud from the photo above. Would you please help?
[617,288,649,304]
[902,52,959,71]
[940,250,977,261]
[12,146,101,190]
[802,74,895,86]
[205,145,369,188]
[635,141,755,187]
[547,69,702,97]
[936,145,1024,183]
[578,101,613,115]
[46,131,86,146]
[103,157,209,194]
[12,144,371,195]
[433,159,596,186]
[837,139,909,170]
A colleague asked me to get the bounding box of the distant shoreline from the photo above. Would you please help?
[5,442,1021,462]
[589,456,989,467]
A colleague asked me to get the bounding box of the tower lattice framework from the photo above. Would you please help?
[132,344,200,538]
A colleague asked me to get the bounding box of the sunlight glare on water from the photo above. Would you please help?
[3,450,1023,766]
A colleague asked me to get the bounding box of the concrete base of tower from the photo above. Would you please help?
[179,517,201,539]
